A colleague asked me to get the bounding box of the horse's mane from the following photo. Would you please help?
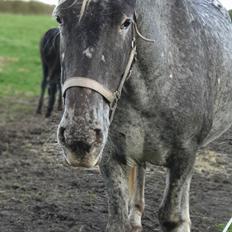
[53,0,92,20]
[79,0,91,21]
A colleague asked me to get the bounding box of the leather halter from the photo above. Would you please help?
[62,25,137,123]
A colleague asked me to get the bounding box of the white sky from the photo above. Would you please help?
[38,0,232,9]
[35,0,56,5]
[220,0,232,9]
[36,0,56,5]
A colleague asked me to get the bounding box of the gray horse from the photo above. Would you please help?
[55,0,232,231]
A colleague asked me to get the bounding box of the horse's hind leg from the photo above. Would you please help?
[129,164,145,232]
[158,144,196,232]
[36,65,48,114]
[46,81,57,117]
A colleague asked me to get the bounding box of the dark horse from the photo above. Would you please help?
[55,0,232,231]
[36,28,62,118]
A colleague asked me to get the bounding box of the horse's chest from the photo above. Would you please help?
[121,123,169,166]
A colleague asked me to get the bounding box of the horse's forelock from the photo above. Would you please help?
[53,0,124,22]
[53,0,78,17]
[79,0,92,21]
[54,0,92,18]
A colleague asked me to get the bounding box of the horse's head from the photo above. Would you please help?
[56,0,136,168]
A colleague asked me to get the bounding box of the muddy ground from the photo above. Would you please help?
[0,96,231,232]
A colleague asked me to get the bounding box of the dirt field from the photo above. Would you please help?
[0,96,231,232]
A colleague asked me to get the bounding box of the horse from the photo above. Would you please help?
[55,0,232,231]
[36,27,62,118]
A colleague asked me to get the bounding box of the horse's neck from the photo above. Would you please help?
[136,0,192,13]
[124,0,194,110]
[136,0,170,20]
[136,0,192,37]
[135,0,195,76]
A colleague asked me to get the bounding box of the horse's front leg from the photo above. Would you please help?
[128,164,146,232]
[100,149,132,232]
[158,145,196,232]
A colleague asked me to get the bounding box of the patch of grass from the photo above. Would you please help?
[0,13,57,97]
[217,222,232,232]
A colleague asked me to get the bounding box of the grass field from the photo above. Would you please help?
[0,13,56,97]
[218,222,232,232]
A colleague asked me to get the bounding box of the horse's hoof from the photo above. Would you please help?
[130,225,143,232]
[129,209,142,232]
[45,113,51,118]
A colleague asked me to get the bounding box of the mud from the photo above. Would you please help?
[0,96,231,232]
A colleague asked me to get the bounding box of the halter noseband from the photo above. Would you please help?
[62,18,154,123]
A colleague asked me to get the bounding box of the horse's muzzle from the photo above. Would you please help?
[57,119,104,168]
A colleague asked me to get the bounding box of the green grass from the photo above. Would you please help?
[217,222,232,232]
[0,13,57,97]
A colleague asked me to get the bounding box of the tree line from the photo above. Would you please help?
[0,0,54,15]
[0,1,231,19]
[229,10,232,20]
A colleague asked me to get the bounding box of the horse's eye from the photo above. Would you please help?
[56,16,63,25]
[120,19,132,30]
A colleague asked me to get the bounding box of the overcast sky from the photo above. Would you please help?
[220,0,232,9]
[38,0,232,10]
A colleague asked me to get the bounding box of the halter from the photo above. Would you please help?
[62,18,154,123]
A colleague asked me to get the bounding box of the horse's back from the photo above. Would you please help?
[135,0,232,148]
[174,0,232,145]
[193,0,232,145]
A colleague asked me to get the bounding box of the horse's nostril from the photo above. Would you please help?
[79,142,91,153]
[59,124,103,155]
[94,128,103,143]
[70,141,91,155]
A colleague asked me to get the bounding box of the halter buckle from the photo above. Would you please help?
[109,91,121,123]
[110,91,120,110]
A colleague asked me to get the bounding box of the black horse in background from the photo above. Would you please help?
[36,28,62,118]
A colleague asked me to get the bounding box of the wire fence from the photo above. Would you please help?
[223,218,232,232]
